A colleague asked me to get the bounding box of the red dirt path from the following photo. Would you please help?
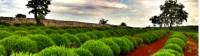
[128,35,169,56]
[184,37,198,56]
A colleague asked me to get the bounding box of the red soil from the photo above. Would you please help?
[128,35,169,56]
[184,37,198,56]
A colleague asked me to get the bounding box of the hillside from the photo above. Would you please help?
[0,17,112,27]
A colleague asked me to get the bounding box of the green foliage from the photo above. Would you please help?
[166,38,185,47]
[75,33,91,44]
[186,32,198,42]
[99,38,120,55]
[14,31,29,36]
[48,34,71,47]
[85,32,98,39]
[0,31,12,40]
[111,38,130,54]
[37,46,78,56]
[127,37,143,48]
[0,35,37,53]
[121,37,134,50]
[10,52,34,56]
[92,31,106,39]
[62,33,81,47]
[81,40,114,56]
[29,29,46,35]
[0,45,6,56]
[163,44,183,52]
[152,52,175,56]
[28,34,55,51]
[75,48,93,56]
[44,29,58,34]
[169,32,187,42]
[158,49,182,56]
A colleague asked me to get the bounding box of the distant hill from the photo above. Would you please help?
[0,17,113,28]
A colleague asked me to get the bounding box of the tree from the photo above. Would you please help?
[120,22,127,26]
[99,18,108,24]
[16,14,26,18]
[26,0,51,24]
[150,0,188,30]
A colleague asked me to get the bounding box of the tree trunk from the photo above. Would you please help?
[34,12,43,25]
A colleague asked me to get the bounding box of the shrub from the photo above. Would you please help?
[152,52,175,56]
[37,46,78,56]
[158,49,182,56]
[44,29,58,34]
[170,32,187,42]
[121,37,134,50]
[99,38,120,55]
[111,38,129,54]
[128,37,143,48]
[75,48,93,56]
[0,45,6,56]
[29,29,46,35]
[75,33,91,44]
[163,44,183,52]
[81,40,114,56]
[92,31,106,39]
[0,31,12,40]
[62,33,81,47]
[166,38,186,47]
[48,34,71,47]
[10,52,34,56]
[0,35,37,53]
[135,32,157,43]
[28,34,55,51]
[85,32,98,39]
[13,31,29,36]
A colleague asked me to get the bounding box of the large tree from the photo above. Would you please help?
[150,0,188,30]
[26,0,51,24]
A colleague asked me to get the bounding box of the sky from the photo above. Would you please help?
[0,0,198,27]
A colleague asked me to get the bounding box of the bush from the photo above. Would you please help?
[163,44,183,52]
[99,38,120,55]
[44,29,58,34]
[135,32,157,43]
[152,52,175,56]
[10,52,34,56]
[92,31,106,39]
[75,48,93,56]
[170,32,187,42]
[121,37,134,50]
[128,37,143,48]
[48,34,71,47]
[81,40,114,56]
[158,49,182,56]
[62,33,81,47]
[111,38,130,54]
[37,46,78,56]
[0,45,6,56]
[13,31,29,36]
[85,32,98,39]
[75,33,91,44]
[0,31,12,40]
[0,35,37,53]
[29,29,46,35]
[28,34,55,51]
[166,38,186,47]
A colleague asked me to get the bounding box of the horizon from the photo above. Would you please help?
[0,0,198,27]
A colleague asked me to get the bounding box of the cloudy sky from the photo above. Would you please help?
[0,0,198,27]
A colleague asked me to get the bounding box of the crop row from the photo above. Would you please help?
[0,30,168,56]
[185,32,198,42]
[152,32,188,56]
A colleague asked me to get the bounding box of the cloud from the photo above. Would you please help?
[0,0,198,27]
[50,0,128,16]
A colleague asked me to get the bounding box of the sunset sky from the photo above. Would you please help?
[0,0,198,27]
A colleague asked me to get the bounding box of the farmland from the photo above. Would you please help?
[0,23,198,56]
